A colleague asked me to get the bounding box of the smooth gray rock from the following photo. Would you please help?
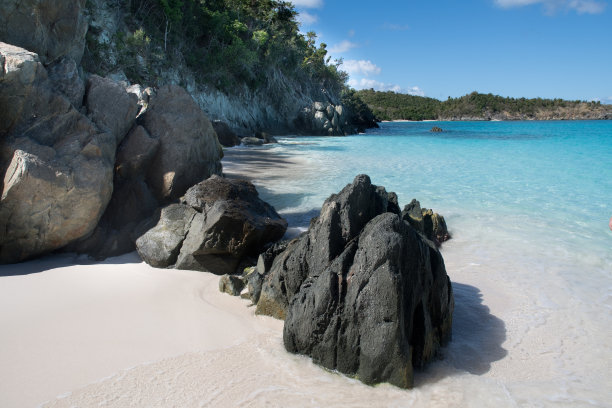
[142,85,223,202]
[0,0,88,64]
[47,57,84,108]
[0,43,115,263]
[135,204,197,268]
[242,137,264,146]
[212,120,240,147]
[86,75,139,144]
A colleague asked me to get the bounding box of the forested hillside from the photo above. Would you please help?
[82,0,376,134]
[356,90,612,121]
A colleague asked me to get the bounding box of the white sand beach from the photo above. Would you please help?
[1,146,610,408]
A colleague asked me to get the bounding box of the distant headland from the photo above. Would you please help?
[356,89,612,121]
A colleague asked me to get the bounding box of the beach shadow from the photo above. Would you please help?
[414,281,507,385]
[0,251,143,277]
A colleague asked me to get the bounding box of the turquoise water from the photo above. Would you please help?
[226,120,612,407]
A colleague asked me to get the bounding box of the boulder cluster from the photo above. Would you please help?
[136,176,287,274]
[0,36,223,262]
[295,101,356,136]
[223,175,454,388]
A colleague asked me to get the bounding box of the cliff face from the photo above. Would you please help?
[83,0,368,136]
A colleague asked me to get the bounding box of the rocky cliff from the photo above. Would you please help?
[82,0,373,136]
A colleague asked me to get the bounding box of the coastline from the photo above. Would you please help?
[1,128,610,407]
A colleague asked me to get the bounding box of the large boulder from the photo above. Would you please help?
[212,120,241,147]
[85,75,139,144]
[0,43,116,263]
[67,126,161,259]
[142,85,223,202]
[254,175,454,388]
[136,176,287,275]
[283,213,453,388]
[256,175,398,319]
[0,0,88,65]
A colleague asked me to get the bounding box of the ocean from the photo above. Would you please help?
[224,120,612,407]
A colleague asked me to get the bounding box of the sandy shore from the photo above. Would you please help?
[3,145,606,407]
[0,252,283,407]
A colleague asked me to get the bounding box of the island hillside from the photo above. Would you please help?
[356,89,612,121]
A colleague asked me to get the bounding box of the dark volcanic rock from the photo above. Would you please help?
[255,174,454,388]
[401,200,451,246]
[283,212,453,388]
[136,176,287,275]
[256,175,398,319]
[430,126,443,132]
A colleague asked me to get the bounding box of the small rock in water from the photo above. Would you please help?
[430,126,443,132]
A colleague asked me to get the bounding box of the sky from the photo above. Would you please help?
[291,0,612,102]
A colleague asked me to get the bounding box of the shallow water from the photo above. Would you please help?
[222,121,612,407]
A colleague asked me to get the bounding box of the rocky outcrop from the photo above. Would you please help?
[0,0,88,65]
[402,199,451,246]
[85,75,138,143]
[283,212,453,388]
[295,101,356,136]
[254,175,453,388]
[430,126,443,132]
[136,176,287,275]
[212,120,241,147]
[0,43,117,263]
[67,125,160,259]
[256,175,399,319]
[142,85,223,202]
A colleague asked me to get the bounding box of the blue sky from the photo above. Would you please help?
[291,0,612,102]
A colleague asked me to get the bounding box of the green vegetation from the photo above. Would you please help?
[90,0,347,94]
[356,90,610,121]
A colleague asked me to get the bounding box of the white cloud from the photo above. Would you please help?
[329,40,359,54]
[291,0,323,8]
[348,78,425,96]
[494,0,606,14]
[297,11,318,25]
[342,60,381,76]
[406,86,426,97]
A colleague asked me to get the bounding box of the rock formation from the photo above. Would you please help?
[402,199,451,246]
[137,176,287,275]
[255,175,454,388]
[212,120,241,147]
[142,85,223,202]
[295,101,357,136]
[0,43,117,263]
[0,0,88,65]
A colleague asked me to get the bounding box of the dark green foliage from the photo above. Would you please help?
[355,90,609,121]
[116,0,347,93]
[341,89,379,131]
[355,89,441,121]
